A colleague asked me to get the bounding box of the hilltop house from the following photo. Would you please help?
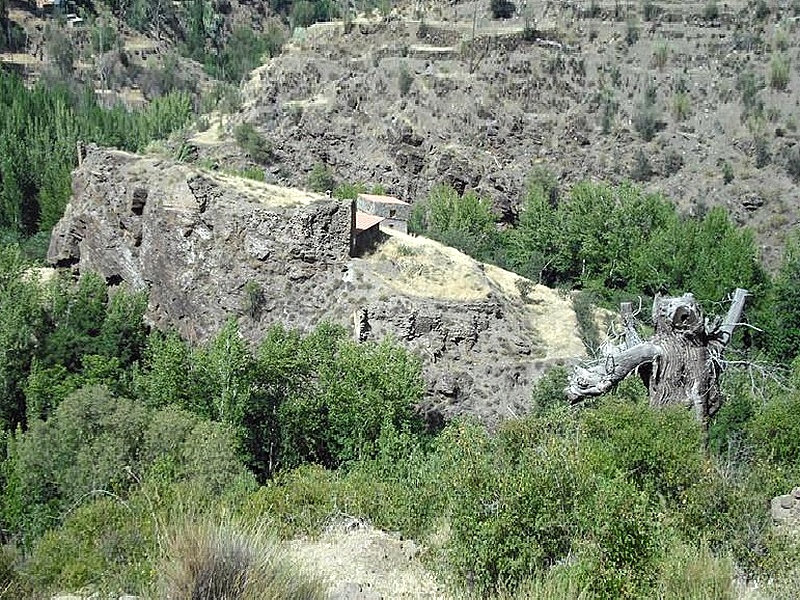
[356,193,411,234]
[350,192,411,256]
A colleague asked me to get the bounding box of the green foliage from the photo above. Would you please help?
[625,18,640,45]
[631,148,653,181]
[770,54,791,91]
[270,323,426,471]
[703,0,719,20]
[643,0,660,21]
[748,390,800,467]
[207,24,286,83]
[234,123,273,164]
[398,66,414,96]
[409,184,499,262]
[652,42,668,69]
[333,181,367,200]
[287,0,338,27]
[0,71,191,240]
[0,245,46,429]
[243,280,265,320]
[671,91,691,122]
[307,163,336,192]
[22,495,154,594]
[573,291,601,353]
[634,104,661,141]
[90,15,120,54]
[582,401,705,501]
[737,69,764,121]
[3,385,251,547]
[490,0,516,19]
[722,160,734,184]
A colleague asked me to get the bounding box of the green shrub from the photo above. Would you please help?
[490,0,516,19]
[307,163,336,192]
[703,0,719,20]
[722,160,734,184]
[625,18,640,45]
[581,400,705,501]
[409,184,499,262]
[578,477,661,598]
[246,465,341,538]
[3,386,250,545]
[333,181,366,199]
[671,91,691,121]
[652,42,668,69]
[748,391,800,467]
[770,54,791,91]
[398,66,413,96]
[634,104,661,141]
[22,495,155,595]
[643,1,660,21]
[631,148,653,181]
[233,123,273,164]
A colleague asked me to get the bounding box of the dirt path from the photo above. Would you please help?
[289,520,450,599]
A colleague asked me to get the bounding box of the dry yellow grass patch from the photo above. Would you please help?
[288,521,449,599]
[207,172,327,207]
[483,265,586,359]
[367,230,492,301]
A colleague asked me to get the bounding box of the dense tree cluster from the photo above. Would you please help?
[0,71,191,247]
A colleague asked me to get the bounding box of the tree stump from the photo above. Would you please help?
[566,288,749,429]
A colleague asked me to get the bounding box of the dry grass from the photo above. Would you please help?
[207,172,327,208]
[159,517,327,600]
[483,265,586,359]
[288,519,448,599]
[366,230,492,301]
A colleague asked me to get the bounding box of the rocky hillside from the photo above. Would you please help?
[190,0,800,266]
[48,145,587,425]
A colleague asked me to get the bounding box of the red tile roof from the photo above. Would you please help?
[355,211,384,232]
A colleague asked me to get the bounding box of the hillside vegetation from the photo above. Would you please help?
[2,0,800,597]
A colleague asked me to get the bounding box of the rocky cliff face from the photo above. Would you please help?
[49,146,587,424]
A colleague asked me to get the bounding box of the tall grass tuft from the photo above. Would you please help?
[159,518,327,600]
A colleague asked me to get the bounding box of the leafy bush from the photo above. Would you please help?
[625,18,640,45]
[722,160,734,184]
[234,123,273,164]
[307,163,336,192]
[3,386,251,545]
[652,42,668,69]
[748,391,800,467]
[409,184,499,262]
[490,0,516,18]
[643,1,660,21]
[703,0,719,20]
[398,67,413,96]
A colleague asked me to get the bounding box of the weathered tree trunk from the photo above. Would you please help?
[566,288,749,429]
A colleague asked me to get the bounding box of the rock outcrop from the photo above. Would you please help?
[49,146,588,425]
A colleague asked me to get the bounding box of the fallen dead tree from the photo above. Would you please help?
[566,288,749,430]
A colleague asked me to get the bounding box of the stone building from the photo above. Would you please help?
[356,193,411,234]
